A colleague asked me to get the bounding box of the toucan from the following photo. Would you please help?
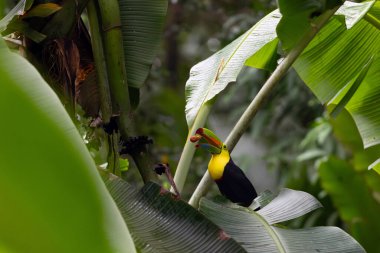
[191,128,257,207]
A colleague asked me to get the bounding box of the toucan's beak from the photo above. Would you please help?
[197,143,222,154]
[190,128,223,154]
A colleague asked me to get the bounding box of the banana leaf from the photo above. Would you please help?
[0,38,135,253]
[200,188,364,253]
[105,177,246,253]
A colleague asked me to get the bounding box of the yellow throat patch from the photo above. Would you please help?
[208,148,230,180]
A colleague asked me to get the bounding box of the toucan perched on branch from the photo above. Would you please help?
[191,128,257,207]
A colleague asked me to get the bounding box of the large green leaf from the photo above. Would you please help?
[244,38,279,71]
[200,188,364,253]
[276,0,339,52]
[319,156,380,253]
[105,177,246,253]
[245,1,380,150]
[338,56,380,148]
[0,39,135,253]
[329,55,374,118]
[185,9,281,126]
[293,2,380,148]
[294,5,379,104]
[119,0,168,89]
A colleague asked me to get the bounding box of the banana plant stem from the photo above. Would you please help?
[97,0,157,183]
[172,102,213,193]
[189,7,339,208]
[86,0,112,123]
[97,0,131,119]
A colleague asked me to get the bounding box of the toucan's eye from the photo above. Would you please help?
[223,145,226,149]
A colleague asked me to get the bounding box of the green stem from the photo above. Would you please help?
[172,102,213,193]
[97,0,157,183]
[87,0,112,123]
[97,0,131,119]
[188,7,339,208]
[188,171,212,206]
[364,13,380,30]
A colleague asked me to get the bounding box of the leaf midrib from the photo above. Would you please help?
[195,10,280,124]
[254,211,286,253]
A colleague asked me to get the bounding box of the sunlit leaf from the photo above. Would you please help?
[244,38,279,71]
[276,0,347,51]
[342,56,380,148]
[105,177,246,253]
[276,0,330,51]
[185,9,281,126]
[294,2,380,148]
[294,20,379,104]
[330,55,374,118]
[0,39,135,253]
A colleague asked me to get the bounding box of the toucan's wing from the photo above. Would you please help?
[215,159,257,207]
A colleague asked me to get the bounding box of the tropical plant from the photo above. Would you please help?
[1,0,379,252]
[0,38,136,253]
[174,0,380,251]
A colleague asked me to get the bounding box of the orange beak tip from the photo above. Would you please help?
[190,134,202,143]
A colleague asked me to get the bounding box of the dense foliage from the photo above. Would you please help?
[1,0,380,252]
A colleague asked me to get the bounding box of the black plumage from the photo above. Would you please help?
[215,158,257,207]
